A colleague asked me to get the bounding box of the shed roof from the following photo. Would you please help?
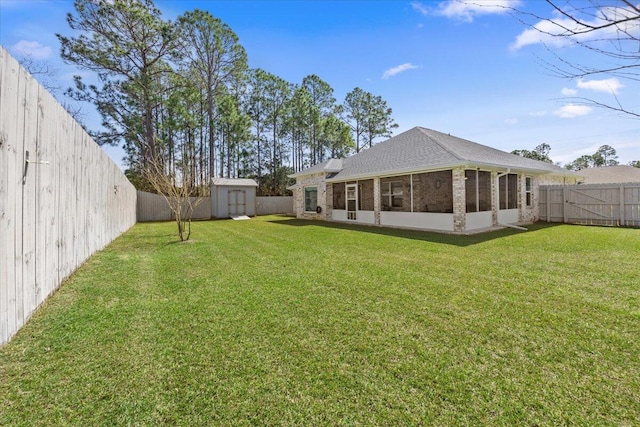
[576,165,640,184]
[290,127,576,181]
[211,178,258,187]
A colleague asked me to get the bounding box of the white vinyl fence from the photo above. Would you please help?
[539,184,640,227]
[0,47,137,346]
[137,191,292,221]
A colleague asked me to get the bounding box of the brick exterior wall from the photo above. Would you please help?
[491,171,499,225]
[373,177,381,225]
[520,173,537,223]
[452,167,466,232]
[292,172,329,220]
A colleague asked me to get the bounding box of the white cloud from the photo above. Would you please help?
[553,104,592,118]
[382,63,419,79]
[435,0,521,22]
[504,118,518,125]
[529,110,547,117]
[561,87,578,96]
[410,1,429,16]
[511,20,573,50]
[11,40,52,60]
[511,3,640,50]
[577,78,623,95]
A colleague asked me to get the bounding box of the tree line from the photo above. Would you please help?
[512,143,639,170]
[56,0,397,196]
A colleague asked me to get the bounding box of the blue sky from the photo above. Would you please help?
[1,0,639,168]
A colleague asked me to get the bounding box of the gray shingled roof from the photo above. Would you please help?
[290,127,575,181]
[211,178,258,187]
[576,165,640,184]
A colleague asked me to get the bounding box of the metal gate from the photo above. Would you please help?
[539,184,640,227]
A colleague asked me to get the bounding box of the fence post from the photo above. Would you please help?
[562,186,569,223]
[619,184,625,226]
[545,187,550,221]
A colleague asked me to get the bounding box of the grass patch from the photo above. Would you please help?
[1,217,639,425]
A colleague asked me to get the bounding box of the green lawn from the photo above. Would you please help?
[1,216,639,426]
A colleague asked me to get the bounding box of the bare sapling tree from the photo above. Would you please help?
[143,154,205,242]
[515,0,640,118]
[18,54,86,125]
[146,71,212,241]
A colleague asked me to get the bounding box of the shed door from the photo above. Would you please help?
[228,190,246,216]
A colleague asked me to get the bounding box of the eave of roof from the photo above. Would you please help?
[324,161,577,182]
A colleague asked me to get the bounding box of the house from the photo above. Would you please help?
[211,178,258,218]
[289,127,578,233]
[576,165,640,184]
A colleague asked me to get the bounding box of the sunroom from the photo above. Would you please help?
[290,127,578,233]
[327,169,524,232]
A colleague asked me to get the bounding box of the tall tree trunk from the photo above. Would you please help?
[219,131,225,178]
[272,125,277,194]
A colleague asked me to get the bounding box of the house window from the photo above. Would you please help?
[381,181,404,210]
[525,177,532,207]
[499,173,518,209]
[304,186,318,212]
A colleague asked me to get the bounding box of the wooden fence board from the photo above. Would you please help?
[0,46,7,344]
[0,46,137,346]
[540,184,640,227]
[9,60,27,336]
[21,69,39,322]
[38,91,59,300]
[0,48,21,344]
[136,191,294,221]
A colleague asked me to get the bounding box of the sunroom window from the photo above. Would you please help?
[381,181,404,210]
[499,173,518,209]
[332,183,345,210]
[465,170,491,213]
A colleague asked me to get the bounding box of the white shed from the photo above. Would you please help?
[210,178,259,218]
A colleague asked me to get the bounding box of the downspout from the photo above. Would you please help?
[500,222,528,231]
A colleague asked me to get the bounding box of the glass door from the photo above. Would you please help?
[346,183,357,220]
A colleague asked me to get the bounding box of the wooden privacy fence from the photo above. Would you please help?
[255,196,293,216]
[0,47,137,346]
[137,191,293,221]
[137,191,211,222]
[539,184,640,227]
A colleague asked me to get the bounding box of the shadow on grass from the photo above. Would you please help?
[267,216,563,247]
